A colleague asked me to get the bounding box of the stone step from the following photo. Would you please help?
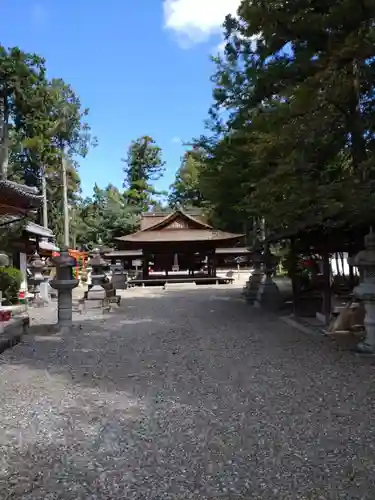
[163,282,197,290]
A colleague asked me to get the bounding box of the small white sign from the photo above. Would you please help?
[132,259,142,267]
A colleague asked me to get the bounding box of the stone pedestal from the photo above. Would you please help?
[255,247,282,311]
[353,228,375,353]
[85,250,110,311]
[244,250,263,304]
[50,247,79,329]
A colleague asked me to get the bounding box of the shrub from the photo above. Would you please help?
[0,267,23,305]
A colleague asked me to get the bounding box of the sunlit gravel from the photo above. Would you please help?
[1,285,375,499]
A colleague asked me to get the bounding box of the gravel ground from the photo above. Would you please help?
[1,285,375,499]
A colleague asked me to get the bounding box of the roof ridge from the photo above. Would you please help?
[139,209,212,232]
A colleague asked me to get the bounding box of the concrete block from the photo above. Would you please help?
[87,285,106,300]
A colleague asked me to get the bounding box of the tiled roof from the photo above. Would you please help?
[140,214,168,230]
[0,214,24,227]
[117,209,243,245]
[140,209,211,231]
[0,180,43,213]
[26,222,54,238]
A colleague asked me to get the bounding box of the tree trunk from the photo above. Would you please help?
[0,94,10,180]
[61,150,70,247]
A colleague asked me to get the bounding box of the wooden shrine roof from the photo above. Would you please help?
[116,209,243,245]
[140,210,209,230]
[0,180,43,215]
[105,247,251,258]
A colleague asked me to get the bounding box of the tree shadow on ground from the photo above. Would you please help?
[1,287,375,498]
[4,285,375,399]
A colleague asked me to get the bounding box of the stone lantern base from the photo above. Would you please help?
[85,285,111,312]
[243,268,263,304]
[255,275,282,311]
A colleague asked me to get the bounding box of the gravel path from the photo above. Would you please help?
[1,285,375,499]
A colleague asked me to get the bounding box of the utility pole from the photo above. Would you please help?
[61,151,70,247]
[42,167,48,228]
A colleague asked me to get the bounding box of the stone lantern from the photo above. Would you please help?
[88,249,107,292]
[353,228,375,353]
[255,245,281,310]
[244,246,263,304]
[50,246,79,328]
[0,253,9,267]
[28,251,46,306]
[85,249,108,310]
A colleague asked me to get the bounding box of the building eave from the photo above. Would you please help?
[26,222,55,239]
[0,180,43,213]
[116,230,244,244]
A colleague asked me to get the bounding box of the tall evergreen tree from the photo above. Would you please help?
[196,0,375,234]
[168,149,204,209]
[122,135,165,212]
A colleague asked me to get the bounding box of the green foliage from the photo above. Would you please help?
[194,0,375,239]
[123,136,165,212]
[48,158,82,246]
[0,266,23,305]
[1,44,95,245]
[168,149,204,209]
[74,184,139,249]
[0,46,47,180]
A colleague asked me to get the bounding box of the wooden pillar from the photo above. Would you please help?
[208,250,212,277]
[212,249,217,277]
[165,253,169,277]
[143,255,149,279]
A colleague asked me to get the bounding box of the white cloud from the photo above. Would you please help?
[163,0,242,46]
[171,136,182,144]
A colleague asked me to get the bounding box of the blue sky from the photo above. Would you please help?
[2,0,241,198]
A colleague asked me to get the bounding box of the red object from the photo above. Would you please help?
[18,290,27,305]
[300,259,314,268]
[0,310,11,322]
